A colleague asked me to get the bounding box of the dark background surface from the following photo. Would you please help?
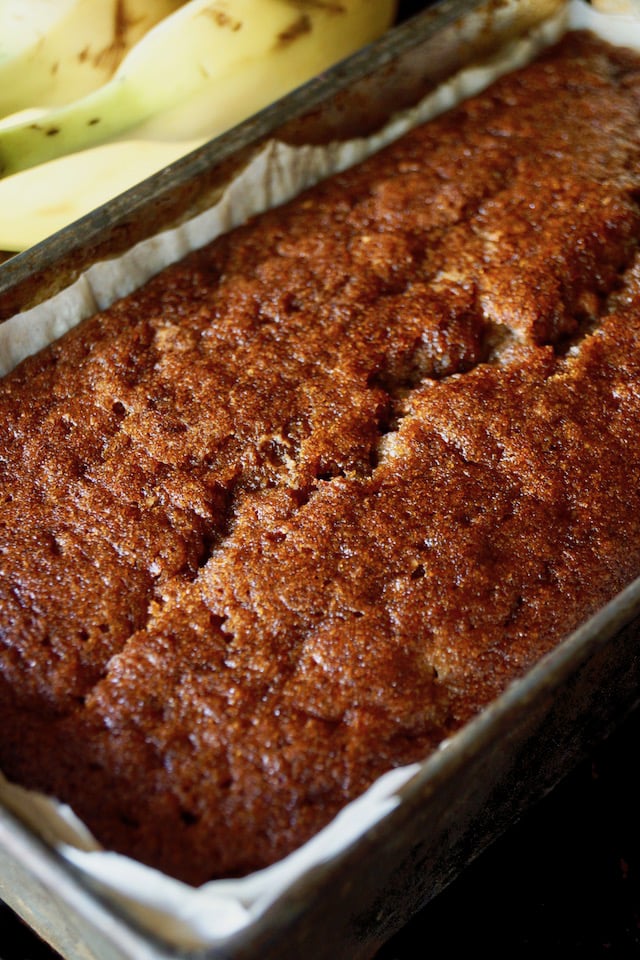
[2,702,640,959]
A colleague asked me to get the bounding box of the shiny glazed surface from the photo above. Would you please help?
[2,32,640,884]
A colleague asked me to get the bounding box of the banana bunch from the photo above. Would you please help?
[0,0,186,115]
[0,0,397,252]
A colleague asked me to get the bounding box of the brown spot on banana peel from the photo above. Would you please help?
[277,15,313,46]
[276,0,347,48]
[276,0,347,43]
[201,9,243,31]
[92,0,146,77]
[285,1,346,12]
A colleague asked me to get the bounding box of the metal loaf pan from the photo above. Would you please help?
[2,1,640,957]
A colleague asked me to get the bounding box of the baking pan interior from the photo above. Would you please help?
[3,1,640,958]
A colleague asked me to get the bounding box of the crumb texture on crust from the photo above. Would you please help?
[2,31,640,884]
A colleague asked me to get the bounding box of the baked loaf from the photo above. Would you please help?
[2,31,640,884]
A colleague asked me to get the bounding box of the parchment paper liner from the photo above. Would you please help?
[1,0,637,947]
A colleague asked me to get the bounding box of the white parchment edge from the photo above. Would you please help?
[1,0,639,949]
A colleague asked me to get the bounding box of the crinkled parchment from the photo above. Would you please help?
[1,0,638,948]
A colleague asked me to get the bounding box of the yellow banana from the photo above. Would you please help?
[0,0,396,179]
[0,0,187,118]
[0,0,396,250]
[0,138,205,251]
[132,0,399,141]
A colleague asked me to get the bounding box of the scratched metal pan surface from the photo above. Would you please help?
[3,1,640,958]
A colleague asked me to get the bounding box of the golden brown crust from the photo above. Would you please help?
[3,31,640,882]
